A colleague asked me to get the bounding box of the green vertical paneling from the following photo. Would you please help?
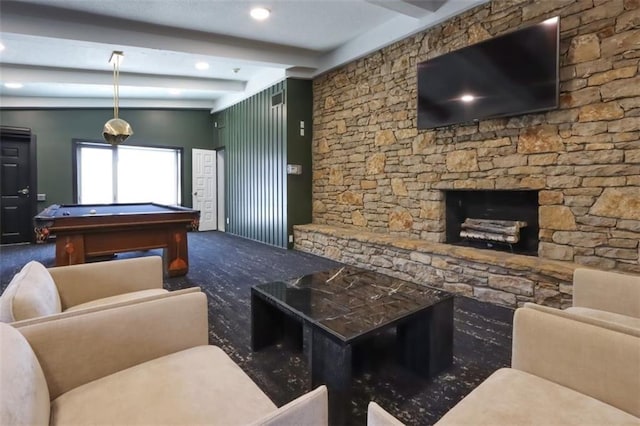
[212,78,312,249]
[216,81,288,247]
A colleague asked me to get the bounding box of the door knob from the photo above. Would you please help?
[18,187,29,195]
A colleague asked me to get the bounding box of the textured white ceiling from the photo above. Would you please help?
[0,0,487,111]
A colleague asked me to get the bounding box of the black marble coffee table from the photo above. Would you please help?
[251,266,453,425]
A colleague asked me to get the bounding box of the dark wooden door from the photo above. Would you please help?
[1,127,37,244]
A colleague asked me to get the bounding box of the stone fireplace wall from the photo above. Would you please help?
[311,0,640,274]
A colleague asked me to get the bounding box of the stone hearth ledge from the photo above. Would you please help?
[294,224,582,309]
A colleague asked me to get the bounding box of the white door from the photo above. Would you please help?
[216,149,226,232]
[192,148,217,231]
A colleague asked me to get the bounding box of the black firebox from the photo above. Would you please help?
[444,190,539,256]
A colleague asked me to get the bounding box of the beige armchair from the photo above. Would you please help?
[1,291,328,425]
[367,304,640,425]
[566,268,640,329]
[0,256,177,323]
[367,401,404,426]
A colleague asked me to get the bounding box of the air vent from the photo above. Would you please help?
[271,91,284,107]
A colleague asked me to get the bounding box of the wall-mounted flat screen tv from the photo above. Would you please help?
[417,17,559,129]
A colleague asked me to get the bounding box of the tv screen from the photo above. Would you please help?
[417,17,559,129]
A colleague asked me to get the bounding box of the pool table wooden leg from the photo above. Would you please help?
[165,229,189,277]
[55,235,85,266]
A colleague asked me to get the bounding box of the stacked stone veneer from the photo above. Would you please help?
[294,224,575,308]
[310,0,640,283]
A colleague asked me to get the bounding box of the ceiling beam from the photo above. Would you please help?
[0,64,246,92]
[365,0,446,18]
[0,96,218,109]
[404,0,448,13]
[0,1,320,70]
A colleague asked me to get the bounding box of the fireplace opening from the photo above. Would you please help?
[444,190,539,256]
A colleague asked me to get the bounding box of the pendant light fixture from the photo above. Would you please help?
[103,51,133,144]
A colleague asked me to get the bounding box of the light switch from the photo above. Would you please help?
[287,164,302,175]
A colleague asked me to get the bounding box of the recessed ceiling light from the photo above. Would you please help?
[460,94,475,103]
[168,88,181,95]
[250,7,270,21]
[5,82,23,89]
[0,42,5,52]
[195,62,209,70]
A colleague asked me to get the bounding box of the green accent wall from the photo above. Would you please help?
[285,79,313,247]
[0,109,213,209]
[213,78,312,248]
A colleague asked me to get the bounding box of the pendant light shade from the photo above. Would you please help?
[103,118,133,144]
[103,51,133,144]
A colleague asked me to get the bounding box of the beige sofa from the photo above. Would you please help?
[0,256,177,323]
[1,291,328,425]
[567,268,640,329]
[368,304,640,425]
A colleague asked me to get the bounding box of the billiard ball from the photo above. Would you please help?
[62,211,70,216]
[89,209,97,214]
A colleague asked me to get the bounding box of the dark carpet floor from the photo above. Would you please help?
[1,231,513,425]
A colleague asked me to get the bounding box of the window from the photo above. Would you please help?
[75,141,182,205]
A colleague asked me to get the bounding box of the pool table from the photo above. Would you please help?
[34,203,200,277]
